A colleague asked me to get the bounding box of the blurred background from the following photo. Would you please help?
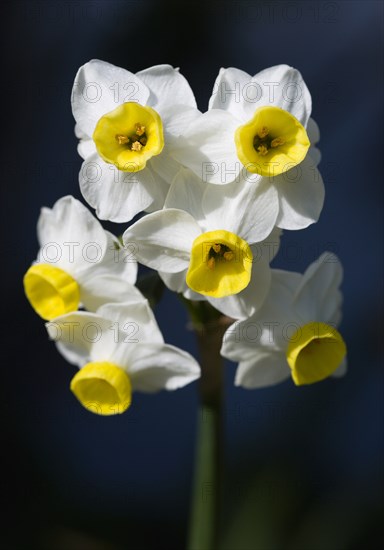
[1,1,383,548]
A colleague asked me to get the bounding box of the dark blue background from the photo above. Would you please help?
[2,1,383,548]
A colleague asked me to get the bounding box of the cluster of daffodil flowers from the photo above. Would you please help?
[24,60,347,416]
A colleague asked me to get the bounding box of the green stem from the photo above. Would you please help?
[187,315,229,550]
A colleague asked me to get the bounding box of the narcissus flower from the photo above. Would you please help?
[72,60,200,222]
[170,65,324,231]
[221,253,347,387]
[123,168,281,320]
[46,299,200,415]
[23,196,139,320]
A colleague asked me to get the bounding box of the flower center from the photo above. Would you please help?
[186,230,253,298]
[252,126,286,156]
[235,106,310,178]
[206,242,235,270]
[115,122,148,151]
[286,322,346,385]
[70,362,132,415]
[93,102,164,172]
[23,264,80,320]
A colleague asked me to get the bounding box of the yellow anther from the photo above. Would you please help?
[223,251,234,261]
[212,243,221,253]
[207,257,216,270]
[135,124,146,136]
[257,126,269,138]
[257,144,269,156]
[116,134,129,145]
[271,137,286,148]
[131,141,143,151]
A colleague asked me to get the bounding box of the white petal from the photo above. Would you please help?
[72,59,150,137]
[209,67,252,121]
[148,149,182,187]
[182,288,207,301]
[161,104,202,138]
[124,343,200,392]
[79,153,156,223]
[242,64,312,127]
[234,351,290,389]
[247,270,302,351]
[308,146,321,167]
[275,155,325,230]
[101,231,138,285]
[159,269,189,294]
[257,227,283,263]
[37,195,108,275]
[306,117,321,166]
[203,174,279,242]
[332,356,348,378]
[78,138,97,160]
[170,109,241,184]
[307,117,320,144]
[206,257,271,320]
[97,299,164,346]
[78,273,144,313]
[221,319,257,363]
[136,65,197,112]
[165,167,207,225]
[293,252,343,323]
[45,311,112,367]
[123,209,201,273]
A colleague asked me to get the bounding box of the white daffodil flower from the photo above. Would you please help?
[72,60,200,222]
[170,64,324,231]
[123,168,281,320]
[221,253,347,388]
[46,298,201,415]
[23,196,139,321]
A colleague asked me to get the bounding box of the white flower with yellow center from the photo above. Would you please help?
[170,64,324,231]
[23,196,139,321]
[72,60,200,222]
[221,253,347,387]
[123,168,281,320]
[46,298,200,415]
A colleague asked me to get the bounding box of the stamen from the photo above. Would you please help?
[212,243,221,253]
[116,134,129,145]
[135,124,146,136]
[131,141,143,151]
[207,257,216,270]
[223,251,234,261]
[271,137,285,148]
[257,144,269,156]
[257,126,269,139]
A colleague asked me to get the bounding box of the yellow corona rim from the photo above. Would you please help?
[23,263,80,321]
[93,102,164,172]
[186,230,253,297]
[286,322,346,385]
[235,106,310,177]
[70,362,132,416]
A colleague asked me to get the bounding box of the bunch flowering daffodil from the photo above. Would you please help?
[72,60,201,222]
[25,58,348,549]
[46,298,200,415]
[123,167,281,320]
[221,253,347,388]
[23,196,139,321]
[170,64,324,231]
